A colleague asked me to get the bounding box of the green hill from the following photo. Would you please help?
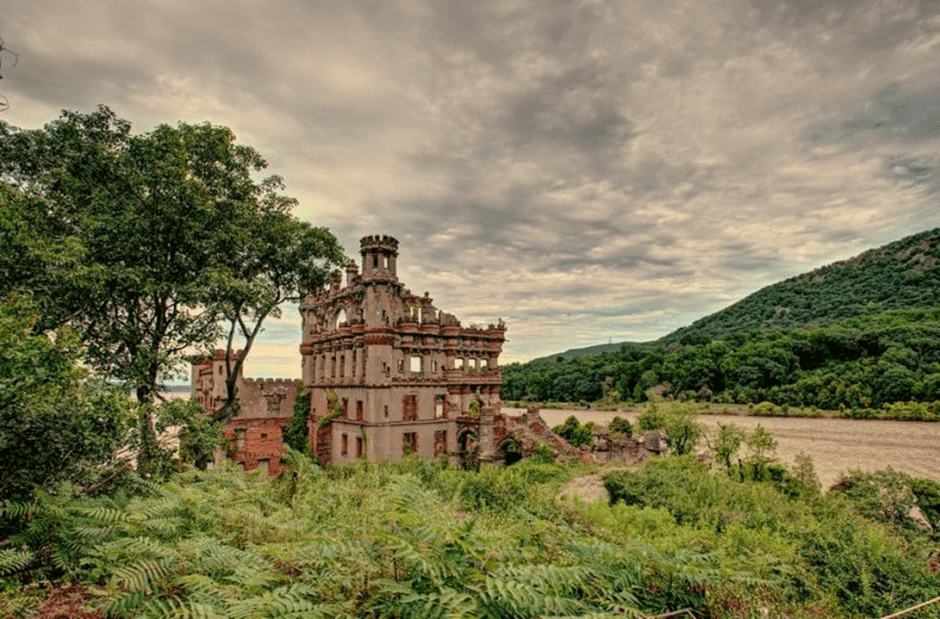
[663,227,940,344]
[504,227,940,409]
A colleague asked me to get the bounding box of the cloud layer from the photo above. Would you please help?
[4,0,940,376]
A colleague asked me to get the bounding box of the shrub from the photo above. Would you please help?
[607,416,633,438]
[551,416,595,447]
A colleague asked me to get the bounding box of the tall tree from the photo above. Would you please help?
[0,106,345,464]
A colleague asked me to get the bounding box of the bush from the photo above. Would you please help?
[551,416,595,447]
[607,416,633,438]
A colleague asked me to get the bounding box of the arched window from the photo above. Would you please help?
[334,308,347,329]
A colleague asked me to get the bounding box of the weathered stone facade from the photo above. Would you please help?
[192,350,298,475]
[300,235,506,466]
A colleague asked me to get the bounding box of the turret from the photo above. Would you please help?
[360,235,399,282]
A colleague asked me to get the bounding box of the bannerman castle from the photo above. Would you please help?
[193,235,509,473]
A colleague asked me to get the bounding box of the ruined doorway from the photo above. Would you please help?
[498,439,523,466]
[457,428,480,470]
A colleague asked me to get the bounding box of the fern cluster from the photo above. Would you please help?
[3,454,939,618]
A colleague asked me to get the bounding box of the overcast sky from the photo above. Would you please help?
[4,0,940,378]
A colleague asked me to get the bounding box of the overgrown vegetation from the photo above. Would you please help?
[551,415,596,447]
[2,454,938,618]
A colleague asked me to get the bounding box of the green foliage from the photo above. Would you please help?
[637,399,702,455]
[636,398,666,433]
[283,381,310,453]
[152,398,224,472]
[0,107,344,421]
[711,423,746,469]
[3,454,940,618]
[316,388,344,430]
[0,298,134,502]
[551,416,595,447]
[601,457,940,617]
[607,416,633,438]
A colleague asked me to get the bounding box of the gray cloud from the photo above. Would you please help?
[3,0,940,370]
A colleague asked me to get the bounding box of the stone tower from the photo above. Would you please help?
[298,234,506,465]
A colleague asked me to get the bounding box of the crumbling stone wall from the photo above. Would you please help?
[455,406,666,468]
[192,352,298,475]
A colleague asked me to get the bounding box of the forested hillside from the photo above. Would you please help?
[503,228,940,409]
[665,226,940,343]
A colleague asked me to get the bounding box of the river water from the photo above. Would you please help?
[504,408,940,489]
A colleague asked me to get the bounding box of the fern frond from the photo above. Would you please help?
[0,547,34,576]
[75,505,132,525]
[110,558,172,592]
[0,500,32,520]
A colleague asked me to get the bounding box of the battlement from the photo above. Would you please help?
[359,234,399,252]
[243,377,298,388]
[192,349,243,365]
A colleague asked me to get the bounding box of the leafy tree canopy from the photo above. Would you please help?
[0,106,345,412]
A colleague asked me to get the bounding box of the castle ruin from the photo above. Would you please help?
[301,235,506,466]
[194,234,508,471]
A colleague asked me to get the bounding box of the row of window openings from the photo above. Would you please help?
[341,430,448,458]
[331,395,445,422]
[233,429,268,451]
[317,354,489,379]
[334,307,442,328]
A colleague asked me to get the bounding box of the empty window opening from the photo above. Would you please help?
[341,433,348,456]
[435,394,445,419]
[403,395,418,422]
[398,358,404,373]
[410,356,421,375]
[434,430,447,456]
[340,355,345,377]
[384,404,389,418]
[383,255,389,269]
[356,400,363,421]
[351,350,357,376]
[372,254,379,268]
[334,308,347,329]
[356,436,364,458]
[454,358,464,370]
[331,356,336,378]
[260,433,268,439]
[432,360,438,373]
[403,432,418,456]
[342,398,349,419]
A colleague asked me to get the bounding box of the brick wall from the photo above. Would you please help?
[224,417,291,475]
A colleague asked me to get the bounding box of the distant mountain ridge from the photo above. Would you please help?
[528,341,645,364]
